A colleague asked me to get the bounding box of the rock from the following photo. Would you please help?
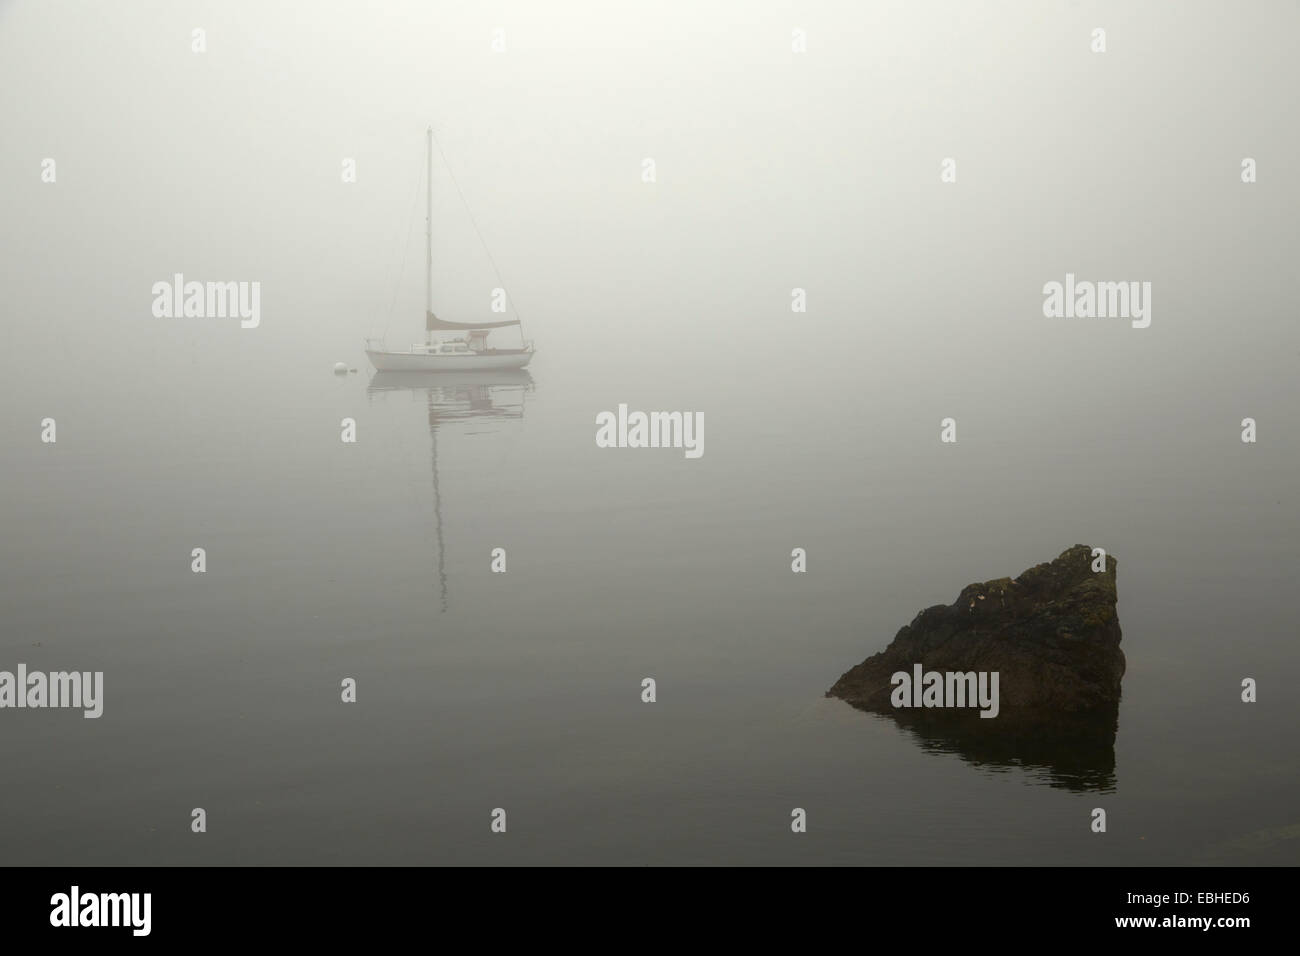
[827,545,1125,790]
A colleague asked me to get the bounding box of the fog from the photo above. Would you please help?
[1,0,1297,865]
[4,1,1296,385]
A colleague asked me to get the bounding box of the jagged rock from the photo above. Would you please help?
[827,545,1125,790]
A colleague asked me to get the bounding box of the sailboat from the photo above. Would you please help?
[366,128,535,372]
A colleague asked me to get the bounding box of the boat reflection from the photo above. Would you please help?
[366,369,533,419]
[366,370,534,611]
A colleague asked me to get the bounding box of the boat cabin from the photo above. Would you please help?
[410,337,476,355]
[409,330,495,355]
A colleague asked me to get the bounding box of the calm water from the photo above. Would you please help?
[2,335,1297,866]
[5,0,1300,866]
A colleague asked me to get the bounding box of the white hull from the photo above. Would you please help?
[366,349,533,372]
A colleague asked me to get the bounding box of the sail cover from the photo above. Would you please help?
[427,311,520,331]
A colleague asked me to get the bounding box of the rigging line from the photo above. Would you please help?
[382,150,426,340]
[429,130,528,343]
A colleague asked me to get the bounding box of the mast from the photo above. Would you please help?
[425,125,433,346]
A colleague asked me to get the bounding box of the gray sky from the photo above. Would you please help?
[2,0,1297,403]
